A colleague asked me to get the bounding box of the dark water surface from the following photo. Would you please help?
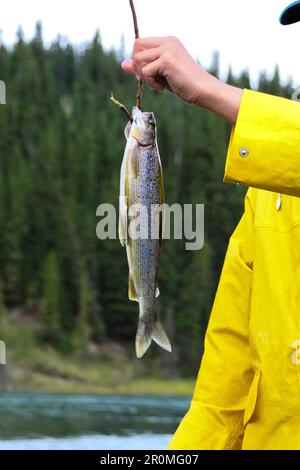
[0,394,190,450]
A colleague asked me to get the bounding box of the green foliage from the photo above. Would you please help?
[0,23,291,375]
[73,268,93,348]
[41,251,62,342]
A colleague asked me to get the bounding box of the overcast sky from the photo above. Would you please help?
[1,0,300,86]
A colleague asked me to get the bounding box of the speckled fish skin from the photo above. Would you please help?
[119,107,172,359]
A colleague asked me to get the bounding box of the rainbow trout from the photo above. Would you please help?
[119,107,172,359]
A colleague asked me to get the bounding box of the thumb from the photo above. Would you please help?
[121,59,134,74]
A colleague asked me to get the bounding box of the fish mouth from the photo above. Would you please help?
[132,107,156,125]
[131,109,156,147]
[132,106,144,124]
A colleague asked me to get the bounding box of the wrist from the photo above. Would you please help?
[214,82,243,124]
[194,75,243,124]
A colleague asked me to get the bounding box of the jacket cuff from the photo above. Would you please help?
[224,89,300,196]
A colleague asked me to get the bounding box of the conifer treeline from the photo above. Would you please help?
[0,24,293,373]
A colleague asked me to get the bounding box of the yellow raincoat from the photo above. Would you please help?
[168,89,300,450]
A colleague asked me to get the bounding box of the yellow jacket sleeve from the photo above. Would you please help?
[224,89,300,196]
[168,189,256,450]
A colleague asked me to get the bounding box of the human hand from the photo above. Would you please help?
[122,36,215,105]
[122,36,242,123]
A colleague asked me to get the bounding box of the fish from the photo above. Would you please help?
[119,106,172,359]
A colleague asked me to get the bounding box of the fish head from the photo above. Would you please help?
[130,107,156,146]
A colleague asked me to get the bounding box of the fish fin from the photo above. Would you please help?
[136,320,152,359]
[128,272,138,302]
[155,287,160,298]
[152,320,172,353]
[118,195,128,247]
[135,317,172,359]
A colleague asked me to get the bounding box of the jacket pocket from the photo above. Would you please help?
[243,370,261,427]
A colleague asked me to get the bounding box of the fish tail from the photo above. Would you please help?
[135,312,172,359]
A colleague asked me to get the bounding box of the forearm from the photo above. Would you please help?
[194,75,243,124]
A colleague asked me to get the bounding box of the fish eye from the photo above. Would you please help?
[148,119,156,128]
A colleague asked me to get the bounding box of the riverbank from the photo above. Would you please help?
[0,313,195,396]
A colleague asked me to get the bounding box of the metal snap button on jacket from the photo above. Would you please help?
[240,148,249,158]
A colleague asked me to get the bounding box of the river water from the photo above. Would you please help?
[0,394,190,450]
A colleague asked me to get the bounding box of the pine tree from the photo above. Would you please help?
[73,268,93,348]
[0,25,291,372]
[40,252,62,342]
